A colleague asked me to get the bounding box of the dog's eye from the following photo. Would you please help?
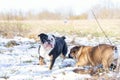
[73,51,75,53]
[51,38,53,41]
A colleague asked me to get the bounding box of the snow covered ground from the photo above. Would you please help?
[0,36,120,80]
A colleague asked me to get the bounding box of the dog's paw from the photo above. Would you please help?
[75,63,80,67]
[39,60,46,65]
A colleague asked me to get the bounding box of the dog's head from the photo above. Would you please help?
[69,46,81,59]
[38,33,55,49]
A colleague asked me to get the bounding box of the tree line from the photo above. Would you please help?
[0,5,119,20]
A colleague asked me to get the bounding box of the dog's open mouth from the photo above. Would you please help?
[43,43,53,48]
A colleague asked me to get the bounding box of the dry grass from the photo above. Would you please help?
[0,19,119,39]
[0,21,30,38]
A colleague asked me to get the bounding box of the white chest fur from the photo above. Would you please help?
[39,45,53,59]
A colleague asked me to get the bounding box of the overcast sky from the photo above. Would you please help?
[0,0,119,15]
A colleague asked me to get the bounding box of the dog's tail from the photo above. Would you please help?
[61,36,66,40]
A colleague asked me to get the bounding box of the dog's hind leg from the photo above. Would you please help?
[62,43,68,58]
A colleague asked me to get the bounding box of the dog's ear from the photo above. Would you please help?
[70,46,80,54]
[38,34,40,37]
[38,33,47,38]
[52,35,55,38]
[73,46,81,52]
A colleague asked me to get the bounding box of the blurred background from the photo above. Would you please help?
[0,0,120,39]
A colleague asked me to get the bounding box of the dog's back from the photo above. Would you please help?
[56,36,67,57]
[49,36,67,58]
[89,44,117,70]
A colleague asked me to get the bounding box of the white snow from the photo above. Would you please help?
[0,36,120,80]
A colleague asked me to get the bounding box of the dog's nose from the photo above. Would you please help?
[47,40,51,44]
[68,54,73,58]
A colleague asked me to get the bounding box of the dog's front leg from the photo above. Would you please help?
[49,55,56,70]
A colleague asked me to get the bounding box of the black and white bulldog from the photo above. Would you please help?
[38,33,68,70]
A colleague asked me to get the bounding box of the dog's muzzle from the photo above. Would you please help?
[68,54,73,58]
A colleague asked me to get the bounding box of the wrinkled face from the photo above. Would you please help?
[38,33,55,49]
[69,46,80,59]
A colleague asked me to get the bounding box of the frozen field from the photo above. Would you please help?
[0,35,120,80]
